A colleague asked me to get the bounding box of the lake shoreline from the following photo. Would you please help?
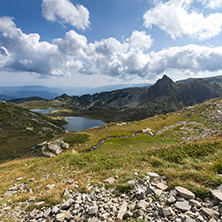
[31,108,105,132]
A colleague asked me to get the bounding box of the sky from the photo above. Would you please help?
[1,0,222,87]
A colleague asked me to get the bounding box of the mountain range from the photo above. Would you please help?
[51,75,222,122]
[0,83,150,101]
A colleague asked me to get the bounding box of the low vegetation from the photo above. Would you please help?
[0,98,222,220]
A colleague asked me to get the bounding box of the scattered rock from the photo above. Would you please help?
[147,172,159,178]
[3,190,16,197]
[103,177,116,184]
[117,201,127,220]
[175,186,195,199]
[175,200,191,212]
[162,206,175,217]
[88,206,98,215]
[200,207,219,219]
[211,189,222,202]
[3,172,222,222]
[56,212,67,222]
[155,182,168,191]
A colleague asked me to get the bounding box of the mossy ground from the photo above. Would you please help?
[0,98,222,219]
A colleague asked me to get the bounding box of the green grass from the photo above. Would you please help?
[63,133,90,144]
[1,98,222,220]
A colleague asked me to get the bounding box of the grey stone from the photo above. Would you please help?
[166,196,176,204]
[63,188,70,197]
[43,208,51,218]
[211,189,222,202]
[103,177,116,184]
[52,205,60,214]
[135,187,146,199]
[128,202,136,210]
[88,218,100,222]
[200,207,219,219]
[101,212,110,220]
[117,201,127,221]
[124,211,133,218]
[189,199,201,208]
[88,206,98,215]
[65,211,74,220]
[175,200,191,212]
[61,142,69,150]
[175,186,195,200]
[209,218,217,222]
[35,201,45,206]
[61,198,74,209]
[162,206,175,217]
[137,200,149,210]
[3,190,16,197]
[30,209,38,218]
[147,172,159,177]
[47,143,62,155]
[55,212,67,222]
[156,182,168,191]
[183,215,196,222]
[46,184,56,189]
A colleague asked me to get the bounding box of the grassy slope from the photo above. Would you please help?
[0,98,222,219]
[0,101,65,163]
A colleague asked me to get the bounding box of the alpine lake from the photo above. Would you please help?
[31,108,105,132]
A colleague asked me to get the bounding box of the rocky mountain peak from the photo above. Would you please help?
[159,74,174,84]
[146,75,175,100]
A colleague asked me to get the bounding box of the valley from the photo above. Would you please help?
[19,75,222,122]
[0,96,222,221]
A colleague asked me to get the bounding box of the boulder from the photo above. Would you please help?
[88,206,98,215]
[211,189,222,202]
[47,143,63,155]
[200,207,219,219]
[117,201,127,220]
[175,200,191,212]
[162,206,175,217]
[175,186,195,199]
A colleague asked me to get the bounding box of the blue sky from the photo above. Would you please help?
[1,0,222,87]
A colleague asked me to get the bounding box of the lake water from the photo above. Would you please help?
[63,117,105,132]
[31,108,105,131]
[31,108,60,114]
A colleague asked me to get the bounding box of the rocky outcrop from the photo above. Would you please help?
[3,172,222,221]
[31,139,69,157]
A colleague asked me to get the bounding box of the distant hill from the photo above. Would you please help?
[8,96,47,104]
[52,75,222,122]
[0,86,60,100]
[178,75,222,85]
[0,83,150,101]
[0,94,15,101]
[0,101,65,163]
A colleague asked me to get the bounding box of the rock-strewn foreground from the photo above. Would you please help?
[1,173,222,222]
[1,98,222,221]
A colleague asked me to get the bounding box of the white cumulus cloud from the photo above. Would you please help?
[143,0,222,40]
[1,17,222,81]
[41,0,90,30]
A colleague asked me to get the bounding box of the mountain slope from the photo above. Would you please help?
[0,101,65,163]
[51,75,222,122]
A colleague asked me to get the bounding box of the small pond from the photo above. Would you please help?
[31,108,60,114]
[31,108,105,131]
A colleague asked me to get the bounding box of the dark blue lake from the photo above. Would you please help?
[31,108,105,131]
[64,117,105,132]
